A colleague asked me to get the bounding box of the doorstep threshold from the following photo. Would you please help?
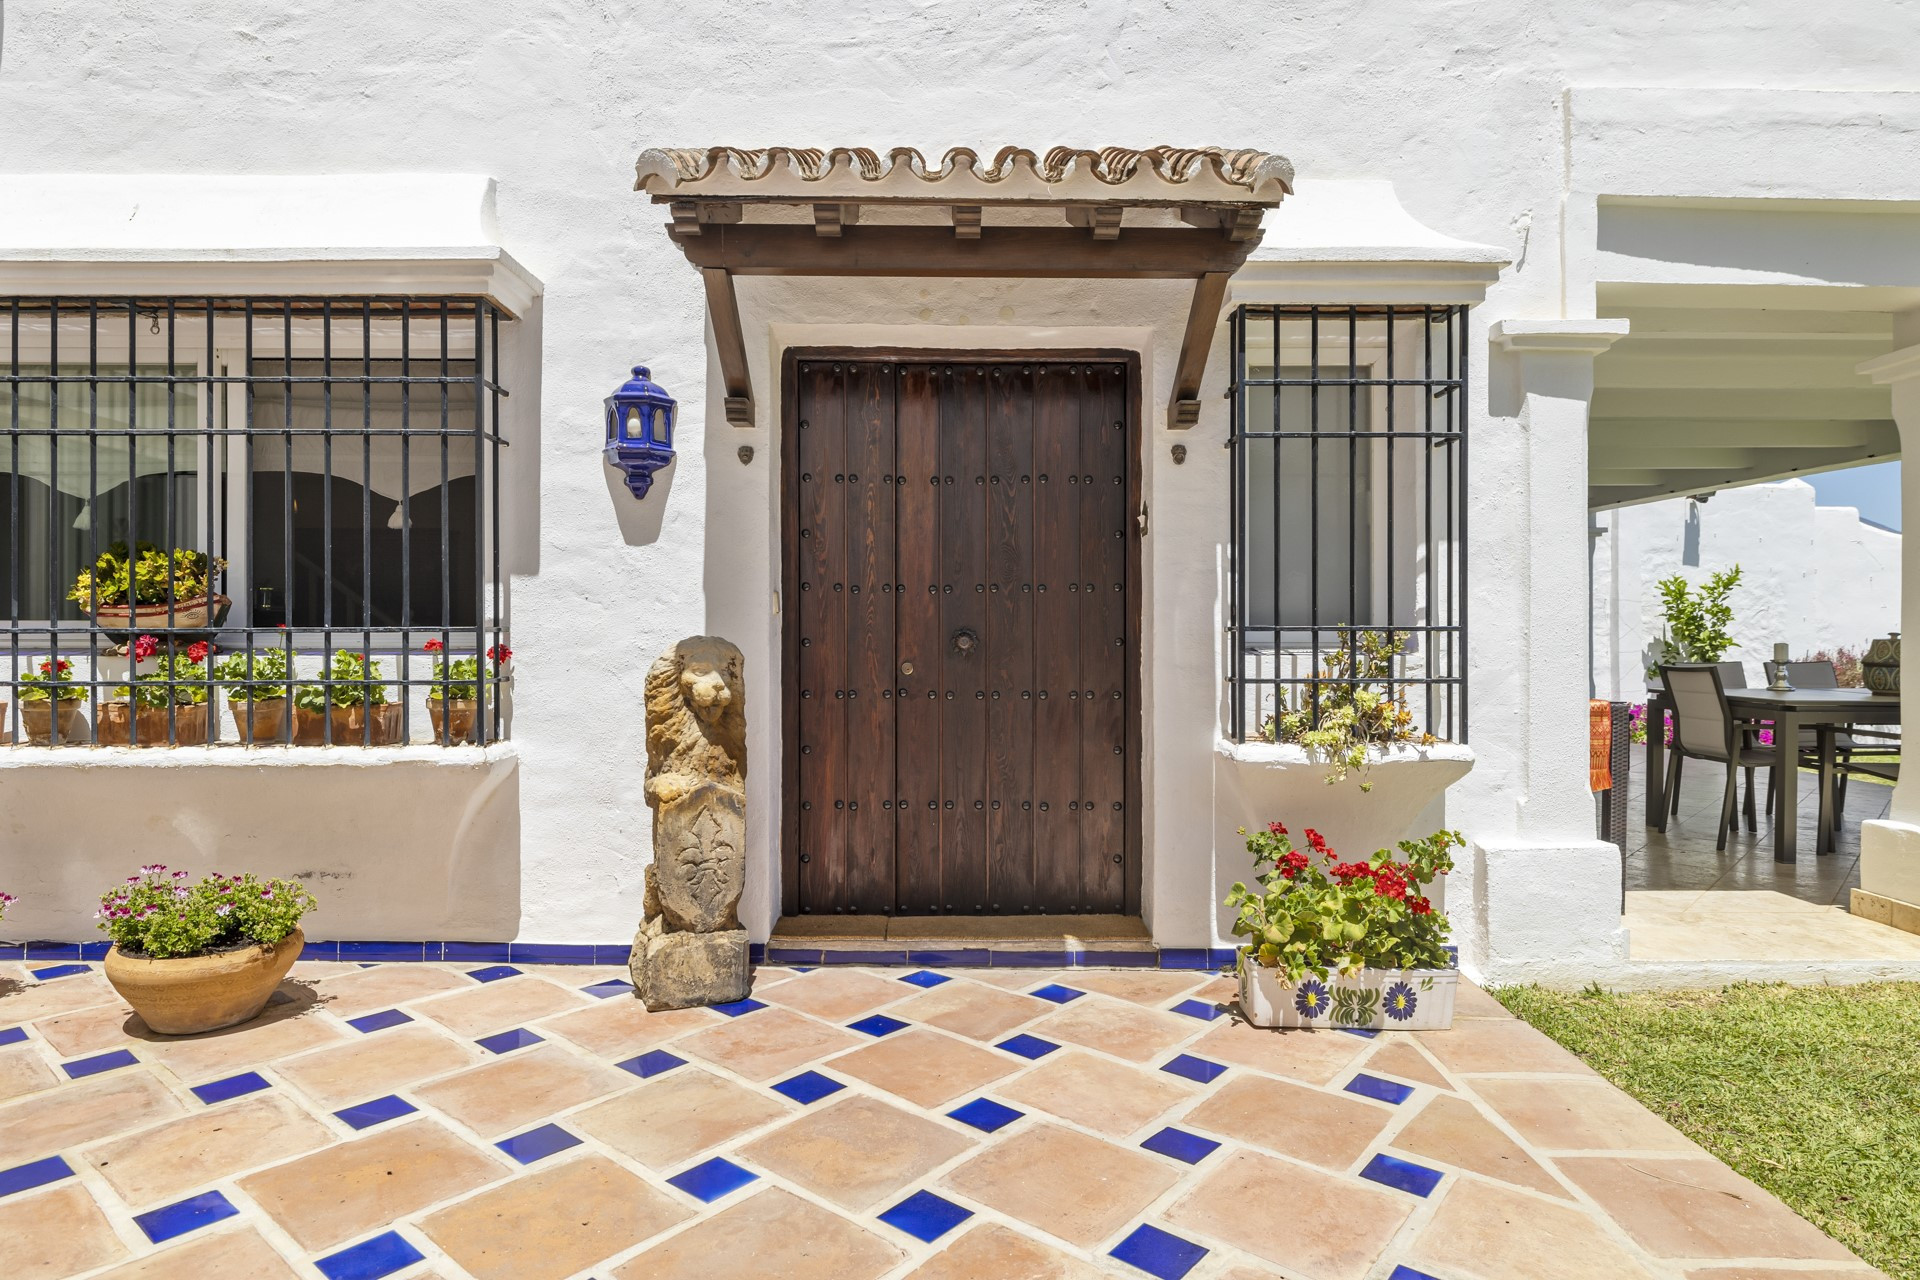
[770,913,1153,953]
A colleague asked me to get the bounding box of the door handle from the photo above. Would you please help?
[900,660,915,675]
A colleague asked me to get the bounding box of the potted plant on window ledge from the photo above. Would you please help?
[69,541,230,633]
[17,657,88,745]
[293,649,402,745]
[1227,821,1461,1030]
[215,646,293,744]
[98,865,316,1035]
[99,638,211,746]
[422,639,510,744]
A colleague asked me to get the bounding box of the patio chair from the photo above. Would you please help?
[1661,663,1776,851]
[1761,660,1901,820]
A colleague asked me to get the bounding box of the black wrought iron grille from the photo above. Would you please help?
[1227,304,1467,745]
[1,297,508,746]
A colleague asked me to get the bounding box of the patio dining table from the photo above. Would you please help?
[1642,686,1901,862]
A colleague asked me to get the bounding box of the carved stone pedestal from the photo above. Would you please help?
[629,916,749,1010]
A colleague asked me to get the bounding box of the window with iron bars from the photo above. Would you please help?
[1,297,509,746]
[1227,304,1466,749]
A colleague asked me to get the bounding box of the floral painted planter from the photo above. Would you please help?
[91,593,231,633]
[1239,960,1457,1030]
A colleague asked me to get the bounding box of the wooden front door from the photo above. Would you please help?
[784,353,1138,916]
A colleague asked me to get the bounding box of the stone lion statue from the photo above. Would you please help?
[644,635,746,808]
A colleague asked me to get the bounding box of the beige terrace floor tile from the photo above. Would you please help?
[826,1027,1019,1107]
[419,1153,691,1280]
[891,980,1053,1041]
[969,970,1065,991]
[7,972,125,1022]
[1362,1037,1454,1091]
[0,1181,128,1279]
[539,998,719,1059]
[741,1092,974,1211]
[762,968,917,1021]
[612,1185,901,1280]
[1188,1020,1369,1085]
[1167,1149,1412,1280]
[84,1092,334,1207]
[274,1021,482,1109]
[0,1067,185,1161]
[312,963,473,1018]
[1387,1092,1569,1199]
[1560,1155,1861,1262]
[0,1043,58,1103]
[412,975,591,1038]
[941,1121,1179,1248]
[996,1049,1194,1137]
[34,999,139,1057]
[131,1001,345,1083]
[412,1043,630,1139]
[1405,1176,1659,1280]
[679,1006,862,1082]
[1184,1072,1393,1171]
[905,1222,1111,1279]
[1475,1077,1701,1152]
[237,1117,504,1251]
[571,1067,788,1170]
[1028,995,1196,1063]
[1684,1269,1886,1279]
[92,1226,303,1279]
[1064,970,1208,1006]
[1453,980,1515,1018]
[1418,1017,1600,1076]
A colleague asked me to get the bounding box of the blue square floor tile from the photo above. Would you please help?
[467,965,521,983]
[1359,1152,1445,1198]
[476,1027,544,1054]
[29,963,92,981]
[667,1156,758,1203]
[947,1097,1024,1133]
[1139,1127,1221,1165]
[849,1013,909,1037]
[191,1071,272,1105]
[0,1026,27,1048]
[496,1123,582,1165]
[1169,999,1223,1022]
[134,1189,239,1243]
[0,1154,73,1198]
[996,1034,1059,1061]
[616,1050,686,1080]
[711,998,766,1017]
[1345,1072,1415,1105]
[1339,1027,1381,1039]
[334,1095,418,1131]
[899,970,951,988]
[1160,1054,1227,1085]
[878,1189,974,1243]
[772,1071,845,1105]
[345,1009,413,1034]
[316,1230,426,1280]
[1389,1267,1446,1280]
[63,1049,138,1079]
[582,978,634,999]
[1030,983,1084,1004]
[1109,1223,1208,1280]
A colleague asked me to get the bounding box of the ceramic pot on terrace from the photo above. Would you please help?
[90,593,232,633]
[98,703,209,747]
[428,698,478,744]
[19,701,87,746]
[104,927,305,1035]
[228,699,289,745]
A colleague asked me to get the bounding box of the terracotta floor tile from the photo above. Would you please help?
[1362,1037,1454,1091]
[0,1067,185,1160]
[891,982,1054,1041]
[762,968,916,1021]
[84,1092,333,1206]
[969,970,1063,991]
[540,998,719,1059]
[941,1121,1179,1247]
[1047,970,1204,1007]
[0,1043,58,1103]
[289,961,364,980]
[997,1049,1195,1137]
[1453,980,1514,1018]
[1028,996,1196,1062]
[237,1117,504,1251]
[133,1004,346,1083]
[1166,1148,1410,1280]
[275,1021,481,1109]
[679,1007,863,1082]
[314,964,474,1018]
[572,1067,788,1169]
[412,1044,630,1138]
[1475,1078,1701,1152]
[612,1186,901,1280]
[0,1181,128,1279]
[740,1093,974,1211]
[1193,975,1240,1003]
[905,1222,1110,1279]
[419,1153,691,1280]
[412,975,592,1038]
[1560,1156,1860,1261]
[35,1000,139,1057]
[6,972,123,1022]
[1406,1176,1659,1280]
[1189,1020,1369,1085]
[1387,1093,1569,1199]
[1184,1073,1393,1170]
[1418,1018,1599,1076]
[825,1027,1019,1107]
[1216,1268,1293,1280]
[93,1226,302,1279]
[1683,1269,1884,1279]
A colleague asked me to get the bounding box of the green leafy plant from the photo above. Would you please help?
[96,864,315,960]
[68,541,225,611]
[18,657,85,702]
[111,639,210,708]
[294,649,390,711]
[1652,565,1743,671]
[214,647,293,702]
[1226,821,1459,983]
[1260,630,1435,789]
[421,639,512,702]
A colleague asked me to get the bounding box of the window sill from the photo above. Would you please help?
[0,742,518,768]
[1216,738,1475,771]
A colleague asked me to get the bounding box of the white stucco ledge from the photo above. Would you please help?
[1490,319,1632,357]
[0,743,519,769]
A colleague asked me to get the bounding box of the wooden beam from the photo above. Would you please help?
[669,223,1258,279]
[812,203,858,237]
[701,268,754,428]
[951,206,981,239]
[1168,272,1232,428]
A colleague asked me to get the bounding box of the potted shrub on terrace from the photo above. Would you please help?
[293,649,401,745]
[98,865,316,1034]
[1228,822,1462,1030]
[17,657,88,745]
[70,541,230,632]
[99,638,211,746]
[422,639,510,744]
[215,646,293,744]
[1260,629,1437,790]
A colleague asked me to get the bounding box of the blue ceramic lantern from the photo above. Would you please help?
[604,365,676,498]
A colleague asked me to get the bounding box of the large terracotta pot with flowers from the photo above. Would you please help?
[97,637,213,747]
[70,542,229,633]
[292,650,403,745]
[17,657,88,744]
[423,639,510,745]
[215,646,293,745]
[97,866,317,1035]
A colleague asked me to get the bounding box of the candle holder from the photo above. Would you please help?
[1768,643,1794,692]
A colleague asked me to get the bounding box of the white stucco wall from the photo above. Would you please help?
[2,3,1919,972]
[1593,480,1902,700]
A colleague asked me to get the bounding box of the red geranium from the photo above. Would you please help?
[487,645,512,663]
[131,634,160,661]
[422,639,444,652]
[186,641,210,664]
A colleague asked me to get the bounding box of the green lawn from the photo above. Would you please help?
[1494,982,1920,1279]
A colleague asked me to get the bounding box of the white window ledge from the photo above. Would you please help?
[0,743,518,769]
[1217,738,1475,771]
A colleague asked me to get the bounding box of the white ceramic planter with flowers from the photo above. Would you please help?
[1227,821,1462,1032]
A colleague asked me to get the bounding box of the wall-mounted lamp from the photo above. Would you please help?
[604,365,677,498]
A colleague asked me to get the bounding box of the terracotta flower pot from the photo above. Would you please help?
[229,698,289,745]
[98,702,209,747]
[293,703,402,745]
[90,593,231,632]
[19,700,88,746]
[105,927,304,1035]
[428,698,478,744]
